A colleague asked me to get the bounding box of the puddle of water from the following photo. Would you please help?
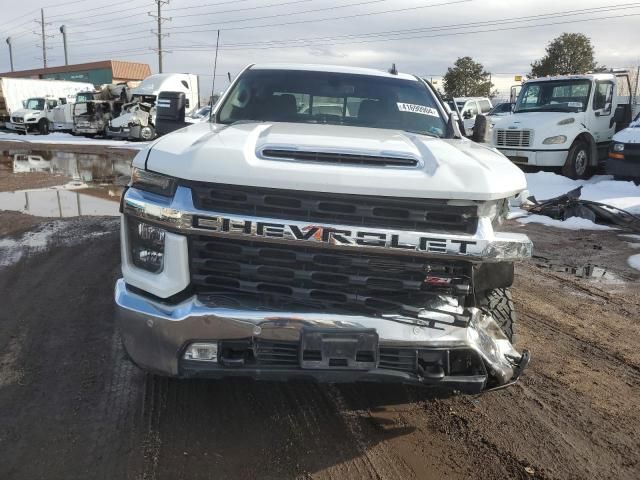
[0,188,119,217]
[1,149,132,185]
[0,148,132,218]
[532,257,624,283]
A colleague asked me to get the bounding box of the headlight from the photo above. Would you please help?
[477,199,508,227]
[543,135,567,145]
[131,167,177,196]
[128,217,166,273]
[612,143,625,152]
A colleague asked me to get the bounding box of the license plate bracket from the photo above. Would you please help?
[300,328,378,370]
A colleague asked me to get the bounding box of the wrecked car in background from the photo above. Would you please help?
[607,111,640,183]
[73,84,130,137]
[107,73,199,141]
[116,63,531,393]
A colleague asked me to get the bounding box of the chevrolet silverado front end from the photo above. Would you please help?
[116,64,531,393]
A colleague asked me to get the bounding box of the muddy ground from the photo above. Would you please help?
[1,140,639,479]
[0,213,638,480]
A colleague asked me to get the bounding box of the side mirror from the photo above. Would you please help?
[22,100,27,108]
[463,110,472,119]
[610,105,626,128]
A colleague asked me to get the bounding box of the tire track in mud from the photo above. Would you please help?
[324,384,417,480]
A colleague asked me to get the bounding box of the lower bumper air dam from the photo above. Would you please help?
[115,279,529,393]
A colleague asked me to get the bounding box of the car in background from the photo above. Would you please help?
[185,105,212,124]
[607,111,640,183]
[454,97,492,135]
[488,102,513,117]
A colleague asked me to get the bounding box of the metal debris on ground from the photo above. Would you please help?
[525,186,640,233]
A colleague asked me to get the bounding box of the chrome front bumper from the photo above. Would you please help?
[115,279,529,392]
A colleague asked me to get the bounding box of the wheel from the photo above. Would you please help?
[562,140,591,179]
[139,125,155,141]
[38,119,50,135]
[475,288,517,344]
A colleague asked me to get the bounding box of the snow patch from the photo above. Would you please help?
[525,172,640,213]
[512,172,640,230]
[628,254,640,271]
[0,131,148,149]
[0,222,66,267]
[0,221,111,269]
[517,214,615,231]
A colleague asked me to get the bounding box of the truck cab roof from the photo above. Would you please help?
[248,63,419,81]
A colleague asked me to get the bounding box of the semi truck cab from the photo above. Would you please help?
[492,72,638,178]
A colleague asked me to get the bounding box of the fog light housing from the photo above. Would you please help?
[184,343,218,362]
[128,217,166,273]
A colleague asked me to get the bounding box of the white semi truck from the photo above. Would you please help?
[492,71,639,178]
[107,73,199,141]
[2,78,94,134]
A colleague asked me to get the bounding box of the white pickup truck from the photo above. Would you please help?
[115,64,532,393]
[492,72,638,178]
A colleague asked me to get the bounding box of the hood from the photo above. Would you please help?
[11,108,42,118]
[612,121,640,144]
[141,122,527,201]
[493,111,581,130]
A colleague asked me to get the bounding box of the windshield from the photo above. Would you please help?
[217,69,447,137]
[25,98,45,110]
[490,103,512,114]
[75,92,94,103]
[515,79,591,113]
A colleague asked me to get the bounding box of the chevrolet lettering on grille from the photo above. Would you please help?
[194,216,478,255]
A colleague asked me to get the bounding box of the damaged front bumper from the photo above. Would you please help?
[115,279,529,393]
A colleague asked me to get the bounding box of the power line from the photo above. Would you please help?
[174,2,640,49]
[46,0,143,19]
[169,0,315,19]
[173,9,640,52]
[163,0,473,32]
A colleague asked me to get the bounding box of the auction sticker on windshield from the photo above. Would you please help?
[397,103,439,117]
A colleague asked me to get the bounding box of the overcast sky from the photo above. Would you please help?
[1,0,639,96]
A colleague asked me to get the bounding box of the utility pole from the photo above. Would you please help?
[5,37,13,71]
[60,25,68,65]
[34,8,52,68]
[149,0,171,73]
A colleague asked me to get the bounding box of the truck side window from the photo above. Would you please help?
[593,81,613,115]
[479,99,491,113]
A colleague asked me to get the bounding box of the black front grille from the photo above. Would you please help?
[261,149,418,167]
[190,236,471,324]
[189,183,478,233]
[379,348,417,372]
[254,339,299,366]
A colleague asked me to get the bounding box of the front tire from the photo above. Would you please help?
[562,140,591,179]
[38,119,50,135]
[475,288,517,344]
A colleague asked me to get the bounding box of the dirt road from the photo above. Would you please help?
[1,214,639,480]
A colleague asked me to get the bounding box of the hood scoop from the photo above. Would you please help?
[258,147,419,167]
